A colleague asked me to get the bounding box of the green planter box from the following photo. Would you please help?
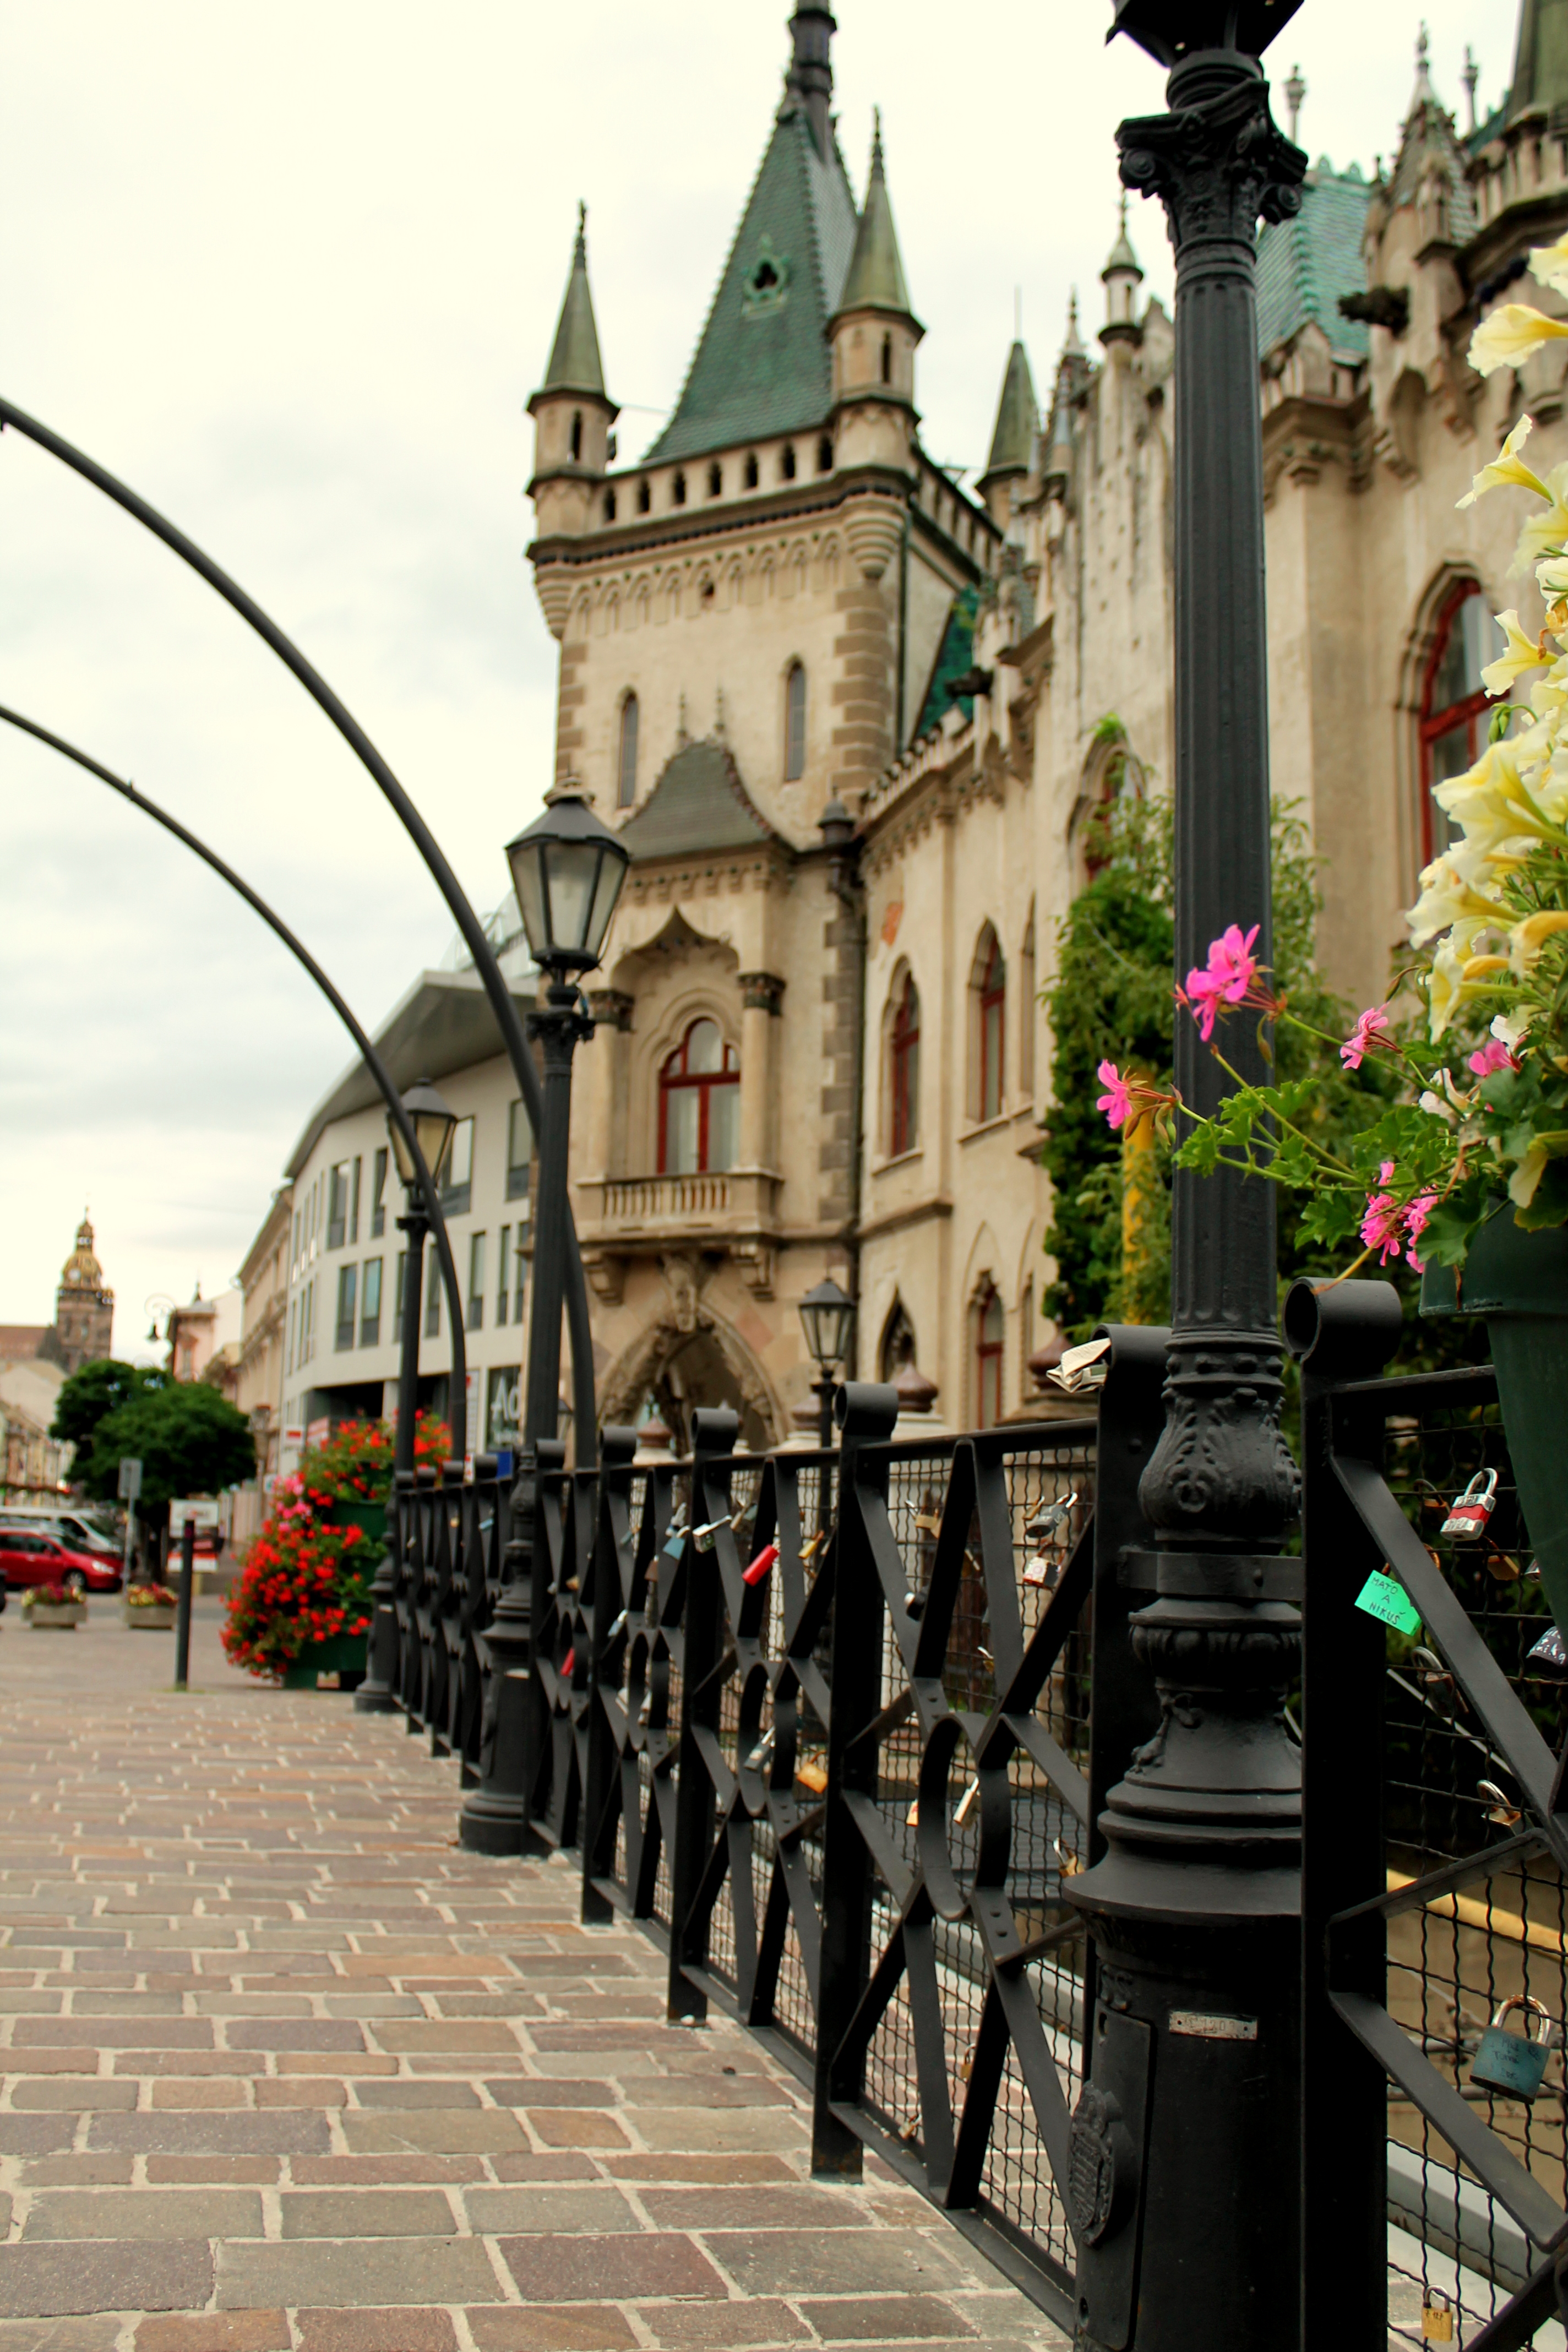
[329,1502,386,1549]
[282,1632,369,1691]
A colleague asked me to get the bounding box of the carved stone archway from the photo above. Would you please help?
[597,1253,782,1455]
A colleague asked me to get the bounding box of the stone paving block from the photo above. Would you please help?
[606,2156,800,2185]
[462,2185,639,2234]
[795,2300,980,2341]
[0,2119,72,2154]
[226,2020,368,2051]
[498,2233,727,2303]
[24,2188,266,2239]
[216,2235,501,2309]
[0,2322,124,2350]
[295,2312,459,2352]
[290,2155,486,2186]
[13,2018,213,2048]
[17,2158,134,2188]
[341,2109,528,2155]
[150,2076,249,2106]
[371,2020,522,2052]
[113,2050,256,2076]
[625,2110,808,2152]
[352,2079,482,2109]
[487,2152,600,2183]
[255,2077,348,2106]
[524,2111,632,2150]
[641,2187,869,2231]
[639,2303,812,2348]
[134,2314,292,2351]
[710,2235,970,2298]
[629,2077,793,2108]
[280,2188,459,2237]
[465,2309,639,2351]
[0,2237,214,2315]
[9,2078,139,2109]
[482,2077,616,2108]
[89,2111,331,2154]
[145,2156,281,2184]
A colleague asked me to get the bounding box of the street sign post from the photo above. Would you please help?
[118,1458,142,1583]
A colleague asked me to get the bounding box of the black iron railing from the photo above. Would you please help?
[372,1308,1568,2343]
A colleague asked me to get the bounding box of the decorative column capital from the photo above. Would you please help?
[587,988,634,1032]
[739,971,787,1016]
[1118,58,1304,256]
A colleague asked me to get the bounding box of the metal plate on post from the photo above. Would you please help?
[1071,2008,1153,2351]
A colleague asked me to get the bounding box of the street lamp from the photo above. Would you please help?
[460,782,628,1854]
[1064,11,1307,2346]
[798,1277,854,1450]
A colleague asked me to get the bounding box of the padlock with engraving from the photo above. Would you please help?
[1420,2293,1454,2343]
[1441,1468,1499,1540]
[1471,1994,1554,2098]
[1023,1495,1076,1588]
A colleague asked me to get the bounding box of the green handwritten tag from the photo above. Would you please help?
[1354,1570,1421,1637]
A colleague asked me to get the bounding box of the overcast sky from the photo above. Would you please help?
[0,0,1513,1360]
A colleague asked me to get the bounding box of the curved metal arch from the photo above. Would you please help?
[0,703,469,1463]
[0,395,597,1464]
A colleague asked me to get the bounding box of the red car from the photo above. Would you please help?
[0,1527,122,1596]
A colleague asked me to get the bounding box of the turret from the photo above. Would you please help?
[976,339,1038,529]
[1099,197,1145,350]
[1042,295,1086,505]
[527,205,618,541]
[1509,0,1568,123]
[828,113,923,475]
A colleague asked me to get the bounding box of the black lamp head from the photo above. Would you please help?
[390,1075,459,1191]
[505,782,630,979]
[1109,0,1305,67]
[798,1276,855,1373]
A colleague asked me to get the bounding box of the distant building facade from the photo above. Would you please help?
[232,1185,292,1543]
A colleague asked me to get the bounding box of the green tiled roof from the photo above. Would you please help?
[836,118,915,319]
[617,739,776,862]
[1510,0,1568,121]
[541,206,607,399]
[981,342,1038,483]
[1255,166,1371,365]
[913,584,979,742]
[643,106,858,465]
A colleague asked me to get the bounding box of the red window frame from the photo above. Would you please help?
[978,935,1005,1121]
[974,1287,1004,1431]
[658,1021,740,1174]
[1419,581,1491,868]
[890,976,919,1156]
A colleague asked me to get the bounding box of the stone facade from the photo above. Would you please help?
[520,6,1568,1439]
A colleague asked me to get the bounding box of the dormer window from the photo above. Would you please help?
[570,410,583,461]
[781,444,797,482]
[637,480,651,514]
[707,462,722,497]
[673,471,687,507]
[744,453,759,490]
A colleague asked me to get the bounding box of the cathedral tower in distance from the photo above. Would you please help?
[55,1215,114,1374]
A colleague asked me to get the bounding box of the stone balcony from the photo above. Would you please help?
[576,1167,783,1299]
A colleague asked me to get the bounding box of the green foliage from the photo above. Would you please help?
[50,1359,164,1449]
[77,1383,254,1515]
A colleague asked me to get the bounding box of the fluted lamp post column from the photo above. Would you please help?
[798,1277,854,1452]
[460,783,629,1853]
[1063,8,1307,2351]
[356,1077,458,1714]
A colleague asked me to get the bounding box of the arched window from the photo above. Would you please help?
[880,333,892,385]
[890,974,920,1155]
[973,930,1006,1121]
[707,462,722,497]
[659,1019,740,1175]
[784,663,807,781]
[1420,582,1499,865]
[974,1286,1004,1430]
[781,444,798,482]
[570,411,582,462]
[617,695,639,809]
[879,1298,916,1381]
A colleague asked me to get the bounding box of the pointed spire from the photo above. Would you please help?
[1064,290,1086,358]
[784,4,836,160]
[1102,194,1143,285]
[540,203,607,399]
[1407,22,1438,118]
[1283,62,1306,145]
[980,341,1038,488]
[836,112,918,323]
[1462,45,1479,131]
[1509,0,1568,124]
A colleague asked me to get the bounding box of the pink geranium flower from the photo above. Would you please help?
[1468,1038,1518,1077]
[1402,1191,1438,1272]
[1096,1060,1135,1130]
[1182,924,1261,1042]
[1341,1005,1394,1071]
[1360,1161,1403,1265]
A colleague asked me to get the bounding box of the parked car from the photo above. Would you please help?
[0,1507,121,1565]
[0,1528,121,1596]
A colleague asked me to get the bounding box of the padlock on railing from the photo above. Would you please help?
[1420,2293,1454,2343]
[742,1543,778,1588]
[1440,1468,1499,1540]
[1470,1995,1555,2099]
[1022,1494,1076,1589]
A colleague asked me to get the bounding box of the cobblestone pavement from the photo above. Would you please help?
[0,1600,1070,2352]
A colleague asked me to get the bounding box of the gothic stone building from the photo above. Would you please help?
[528,2,1568,1443]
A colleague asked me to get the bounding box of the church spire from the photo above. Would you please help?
[1508,0,1568,122]
[977,340,1037,524]
[540,203,607,399]
[784,4,836,160]
[836,112,919,324]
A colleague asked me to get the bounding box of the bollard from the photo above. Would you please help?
[173,1517,195,1690]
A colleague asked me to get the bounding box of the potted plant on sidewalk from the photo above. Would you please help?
[222,1411,448,1687]
[24,1583,86,1631]
[124,1582,178,1630]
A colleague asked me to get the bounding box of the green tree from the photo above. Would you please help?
[50,1358,165,1450]
[78,1384,254,1518]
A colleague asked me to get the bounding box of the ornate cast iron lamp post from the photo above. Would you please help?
[459,784,629,1853]
[798,1277,855,1450]
[1065,7,1307,2348]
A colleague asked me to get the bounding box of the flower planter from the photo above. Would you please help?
[281,1631,368,1690]
[126,1604,176,1630]
[328,1502,386,1549]
[27,1603,85,1630]
[1422,1205,1568,1634]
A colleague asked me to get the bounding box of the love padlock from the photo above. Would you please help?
[1420,2293,1454,2343]
[1441,1468,1499,1540]
[1470,1995,1554,2099]
[743,1543,778,1588]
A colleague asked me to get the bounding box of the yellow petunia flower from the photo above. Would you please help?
[1483,609,1549,696]
[1509,907,1568,976]
[1531,236,1568,294]
[1458,416,1549,508]
[1469,306,1568,378]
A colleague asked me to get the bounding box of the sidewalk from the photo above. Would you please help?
[0,1600,1069,2352]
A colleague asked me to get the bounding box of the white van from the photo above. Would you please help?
[0,1505,121,1560]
